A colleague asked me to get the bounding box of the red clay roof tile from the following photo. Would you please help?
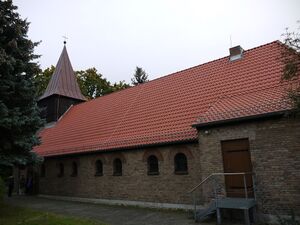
[34,41,298,157]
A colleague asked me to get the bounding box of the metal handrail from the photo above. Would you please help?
[188,172,254,194]
[188,172,256,222]
[188,174,215,194]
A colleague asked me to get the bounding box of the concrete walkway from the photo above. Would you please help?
[4,196,242,225]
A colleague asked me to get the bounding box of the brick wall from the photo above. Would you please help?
[38,116,300,214]
[39,143,201,204]
[197,116,300,215]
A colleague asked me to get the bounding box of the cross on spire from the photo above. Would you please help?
[62,35,68,45]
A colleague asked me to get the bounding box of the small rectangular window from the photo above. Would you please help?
[147,155,159,175]
[174,153,188,175]
[113,159,122,176]
[95,160,103,176]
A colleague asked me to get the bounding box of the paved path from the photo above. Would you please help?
[4,196,242,225]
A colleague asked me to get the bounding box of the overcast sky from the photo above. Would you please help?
[14,0,300,83]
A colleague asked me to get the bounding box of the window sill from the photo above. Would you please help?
[113,173,122,176]
[147,172,159,176]
[174,171,188,175]
[95,173,103,177]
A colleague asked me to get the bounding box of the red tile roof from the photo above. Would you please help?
[39,46,86,101]
[194,85,291,126]
[34,41,297,157]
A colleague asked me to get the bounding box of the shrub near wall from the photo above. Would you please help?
[0,177,5,200]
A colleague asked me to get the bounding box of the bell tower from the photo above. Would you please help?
[38,42,86,123]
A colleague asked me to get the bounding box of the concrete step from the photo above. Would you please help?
[217,197,256,210]
[196,201,216,222]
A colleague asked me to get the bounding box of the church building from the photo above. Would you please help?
[17,41,300,223]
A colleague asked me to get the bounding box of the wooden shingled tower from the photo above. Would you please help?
[38,42,86,123]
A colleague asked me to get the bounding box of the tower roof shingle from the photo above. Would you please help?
[39,45,86,101]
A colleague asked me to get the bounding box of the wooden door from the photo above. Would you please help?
[221,139,253,198]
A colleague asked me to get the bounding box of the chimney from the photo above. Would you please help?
[229,45,244,61]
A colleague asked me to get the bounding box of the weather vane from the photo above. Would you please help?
[62,35,68,45]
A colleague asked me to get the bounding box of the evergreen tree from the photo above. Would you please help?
[131,66,149,85]
[0,0,44,166]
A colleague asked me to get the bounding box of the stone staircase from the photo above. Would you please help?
[189,172,257,225]
[195,200,217,222]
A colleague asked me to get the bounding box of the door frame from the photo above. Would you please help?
[221,138,254,198]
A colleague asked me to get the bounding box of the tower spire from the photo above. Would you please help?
[38,44,86,123]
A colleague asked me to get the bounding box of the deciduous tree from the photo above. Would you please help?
[281,23,300,112]
[36,67,131,99]
[110,80,131,92]
[34,65,55,98]
[76,68,112,99]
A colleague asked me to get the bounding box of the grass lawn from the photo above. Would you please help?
[0,203,107,225]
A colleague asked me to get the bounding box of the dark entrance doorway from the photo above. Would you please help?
[25,167,39,195]
[221,138,253,198]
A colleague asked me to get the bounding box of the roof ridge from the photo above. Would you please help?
[74,40,281,108]
[72,84,136,107]
[130,40,281,86]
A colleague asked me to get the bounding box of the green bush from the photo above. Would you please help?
[277,211,300,225]
[0,176,5,200]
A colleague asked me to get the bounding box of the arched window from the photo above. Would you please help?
[40,164,46,177]
[71,162,78,177]
[113,158,122,176]
[147,155,159,175]
[58,163,64,177]
[174,153,188,174]
[95,160,103,176]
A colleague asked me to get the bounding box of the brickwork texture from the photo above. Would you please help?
[198,116,300,215]
[39,117,300,215]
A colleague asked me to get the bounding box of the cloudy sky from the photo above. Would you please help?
[14,0,300,83]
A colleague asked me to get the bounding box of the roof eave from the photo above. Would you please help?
[38,93,86,102]
[38,138,199,158]
[192,110,290,129]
